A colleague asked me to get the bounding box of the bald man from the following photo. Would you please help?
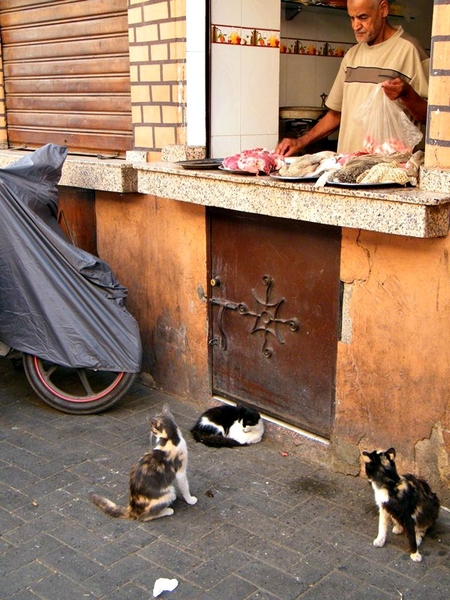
[276,0,429,156]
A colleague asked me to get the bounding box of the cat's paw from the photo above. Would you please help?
[186,496,198,505]
[373,536,386,547]
[392,524,403,535]
[410,551,422,562]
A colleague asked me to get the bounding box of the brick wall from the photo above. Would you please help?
[0,43,7,148]
[128,0,187,161]
[426,0,450,169]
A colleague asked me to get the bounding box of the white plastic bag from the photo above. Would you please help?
[354,83,423,154]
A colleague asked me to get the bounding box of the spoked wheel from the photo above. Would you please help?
[22,354,137,414]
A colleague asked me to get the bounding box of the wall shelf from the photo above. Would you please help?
[281,0,411,20]
[281,0,347,21]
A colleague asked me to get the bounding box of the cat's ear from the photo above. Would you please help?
[162,403,174,418]
[362,451,371,462]
[386,447,396,460]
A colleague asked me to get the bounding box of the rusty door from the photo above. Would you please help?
[208,209,341,438]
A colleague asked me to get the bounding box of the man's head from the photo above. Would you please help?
[347,0,390,45]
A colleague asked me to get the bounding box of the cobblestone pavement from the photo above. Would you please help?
[1,358,449,600]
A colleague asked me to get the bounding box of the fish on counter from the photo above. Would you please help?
[277,151,338,178]
[325,150,424,186]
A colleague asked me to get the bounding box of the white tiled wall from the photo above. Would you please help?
[186,0,206,146]
[279,6,355,108]
[210,0,281,158]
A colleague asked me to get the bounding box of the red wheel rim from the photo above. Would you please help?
[32,355,125,403]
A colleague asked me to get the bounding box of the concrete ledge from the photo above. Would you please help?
[0,150,138,193]
[136,162,450,238]
[421,166,450,194]
[1,149,449,237]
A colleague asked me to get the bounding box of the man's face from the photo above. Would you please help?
[347,0,389,45]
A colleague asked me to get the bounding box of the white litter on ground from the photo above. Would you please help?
[153,578,179,598]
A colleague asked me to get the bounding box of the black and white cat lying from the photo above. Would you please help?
[191,403,264,447]
[363,448,440,562]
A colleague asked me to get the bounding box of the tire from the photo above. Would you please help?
[22,354,137,414]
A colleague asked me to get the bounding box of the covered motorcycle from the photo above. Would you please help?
[0,144,142,413]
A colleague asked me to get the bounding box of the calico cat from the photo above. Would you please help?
[89,404,197,521]
[363,448,440,562]
[191,403,264,447]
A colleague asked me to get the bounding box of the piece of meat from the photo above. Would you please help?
[223,148,284,175]
[222,154,240,170]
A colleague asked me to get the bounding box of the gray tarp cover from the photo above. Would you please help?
[0,144,142,372]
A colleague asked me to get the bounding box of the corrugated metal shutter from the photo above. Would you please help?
[0,0,132,157]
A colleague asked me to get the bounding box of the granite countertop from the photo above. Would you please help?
[0,148,449,238]
[136,162,450,238]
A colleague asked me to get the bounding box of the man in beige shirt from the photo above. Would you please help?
[276,0,429,156]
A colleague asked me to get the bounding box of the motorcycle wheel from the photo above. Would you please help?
[22,354,137,414]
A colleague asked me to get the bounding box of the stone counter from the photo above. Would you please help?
[0,149,449,237]
[0,150,137,193]
[137,162,450,238]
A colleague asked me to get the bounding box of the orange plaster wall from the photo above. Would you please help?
[94,191,209,403]
[335,228,450,501]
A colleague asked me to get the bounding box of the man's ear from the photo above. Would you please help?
[380,0,390,18]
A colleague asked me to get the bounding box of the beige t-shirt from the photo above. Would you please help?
[326,26,430,154]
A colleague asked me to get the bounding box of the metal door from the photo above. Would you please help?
[208,209,341,438]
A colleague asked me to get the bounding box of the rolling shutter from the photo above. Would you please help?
[0,0,132,157]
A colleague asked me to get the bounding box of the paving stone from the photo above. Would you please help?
[83,554,154,597]
[185,546,251,589]
[297,569,363,599]
[401,564,450,600]
[138,538,202,574]
[40,544,104,581]
[2,510,68,545]
[195,573,258,600]
[89,527,157,567]
[104,581,156,600]
[347,583,398,599]
[236,559,307,599]
[2,561,54,598]
[1,358,449,599]
[29,571,97,600]
[0,533,62,577]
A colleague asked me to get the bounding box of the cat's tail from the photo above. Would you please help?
[191,428,242,447]
[88,492,130,518]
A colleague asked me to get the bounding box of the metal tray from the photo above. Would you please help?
[177,159,222,170]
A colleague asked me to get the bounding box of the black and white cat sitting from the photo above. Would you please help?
[191,403,264,447]
[363,448,440,562]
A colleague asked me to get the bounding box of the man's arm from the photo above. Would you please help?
[381,78,427,124]
[275,109,341,156]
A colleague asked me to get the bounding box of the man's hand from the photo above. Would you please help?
[381,77,408,101]
[381,77,427,124]
[275,137,304,157]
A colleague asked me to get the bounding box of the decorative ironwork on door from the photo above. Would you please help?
[209,275,299,357]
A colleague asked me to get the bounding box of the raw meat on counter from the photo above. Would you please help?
[222,148,285,175]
